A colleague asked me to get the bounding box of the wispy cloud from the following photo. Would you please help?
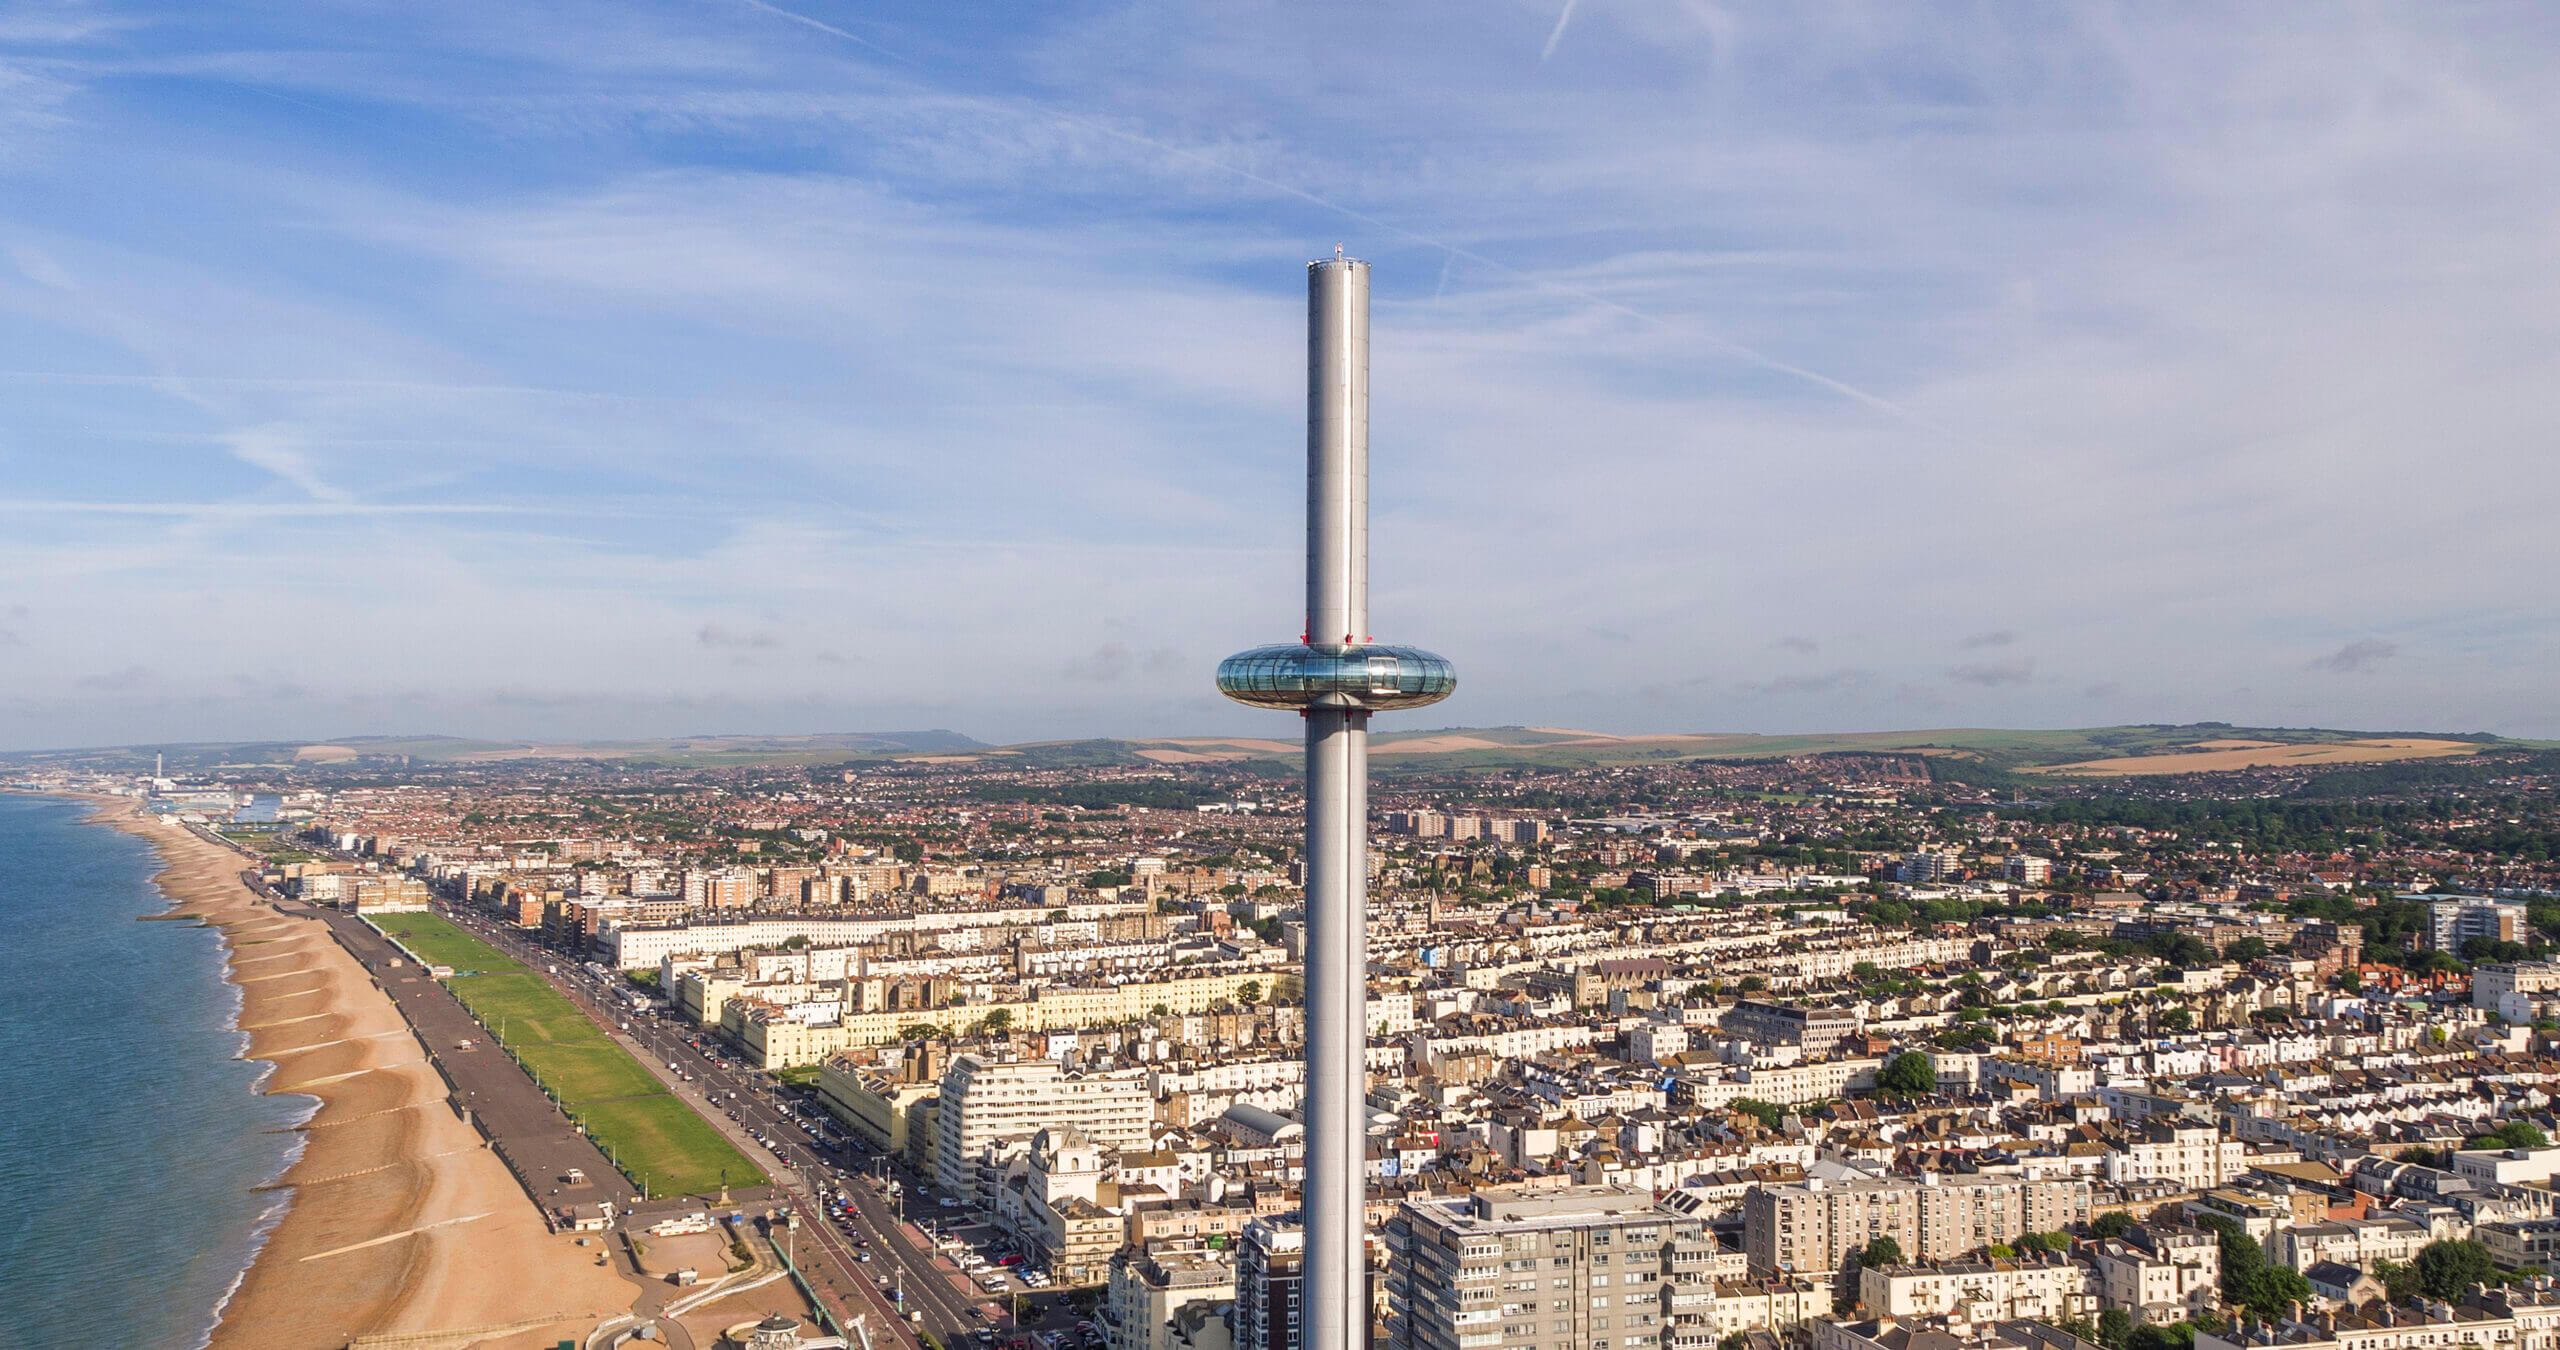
[696,624,780,650]
[1743,669,1871,697]
[2313,640,2399,675]
[1950,660,2035,687]
[0,3,2554,746]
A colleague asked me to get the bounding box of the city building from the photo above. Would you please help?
[1743,1173,2090,1278]
[1108,1241,1237,1350]
[1238,1218,1307,1350]
[2086,1225,2221,1323]
[2431,896,2529,952]
[1857,1255,2097,1323]
[934,1054,1150,1198]
[1719,1000,1863,1054]
[1390,1187,1704,1350]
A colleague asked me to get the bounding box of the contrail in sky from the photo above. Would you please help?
[1542,0,1580,61]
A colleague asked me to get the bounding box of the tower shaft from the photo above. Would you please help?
[1302,704,1367,1350]
[1306,260,1369,647]
[1303,255,1370,1350]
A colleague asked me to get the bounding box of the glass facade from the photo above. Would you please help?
[1216,643,1457,711]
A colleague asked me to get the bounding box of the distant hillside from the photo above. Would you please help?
[1116,723,2512,777]
[1,730,984,772]
[3,723,2519,778]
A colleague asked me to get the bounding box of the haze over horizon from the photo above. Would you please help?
[4,3,2556,750]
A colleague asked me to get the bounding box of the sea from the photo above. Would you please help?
[0,794,312,1350]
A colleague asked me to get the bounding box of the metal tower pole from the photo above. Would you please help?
[1302,254,1370,1350]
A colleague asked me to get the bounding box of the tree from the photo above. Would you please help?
[898,1022,951,1041]
[2339,968,2363,993]
[1237,980,1264,1005]
[981,1008,1012,1033]
[1730,1098,1784,1131]
[1877,1051,1937,1098]
[2097,1309,2132,1349]
[1858,1237,1903,1268]
[2372,1258,2420,1301]
[1739,975,1767,993]
[2415,1238,2497,1300]
[2471,1121,2551,1151]
[2127,1324,2196,1350]
[2051,1319,2101,1345]
[1852,961,1882,982]
[2238,1266,2315,1318]
[2197,1215,2267,1310]
[2089,1211,2135,1240]
[2226,937,2271,963]
[2158,1008,2195,1034]
[1719,1337,1749,1350]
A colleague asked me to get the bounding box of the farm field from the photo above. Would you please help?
[2028,737,2479,777]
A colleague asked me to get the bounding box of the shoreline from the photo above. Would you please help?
[78,797,636,1350]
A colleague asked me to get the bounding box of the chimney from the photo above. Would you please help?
[2288,1300,2303,1325]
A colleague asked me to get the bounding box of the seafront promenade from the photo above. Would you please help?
[97,805,635,1350]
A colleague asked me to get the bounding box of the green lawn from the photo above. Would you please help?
[578,1094,767,1197]
[515,1040,667,1103]
[450,972,608,1044]
[372,913,521,973]
[363,913,766,1195]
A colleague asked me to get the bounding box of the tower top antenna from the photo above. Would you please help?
[1335,243,1343,260]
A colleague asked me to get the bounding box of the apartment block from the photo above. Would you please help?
[1106,1240,1237,1350]
[934,1054,1151,1199]
[1389,1186,1714,1350]
[1858,1255,2096,1322]
[1743,1173,2091,1278]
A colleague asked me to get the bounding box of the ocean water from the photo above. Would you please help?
[0,795,312,1350]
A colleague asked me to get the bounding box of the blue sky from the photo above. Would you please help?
[2,2,2556,749]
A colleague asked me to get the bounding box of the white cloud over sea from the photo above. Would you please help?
[0,2,2555,748]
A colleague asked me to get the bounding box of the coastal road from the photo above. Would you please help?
[441,908,990,1350]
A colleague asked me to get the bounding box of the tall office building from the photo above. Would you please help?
[1218,255,1456,1350]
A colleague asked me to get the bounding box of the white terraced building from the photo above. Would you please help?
[934,1054,1150,1199]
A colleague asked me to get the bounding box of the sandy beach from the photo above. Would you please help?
[88,799,635,1350]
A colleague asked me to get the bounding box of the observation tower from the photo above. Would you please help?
[1217,254,1454,1350]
